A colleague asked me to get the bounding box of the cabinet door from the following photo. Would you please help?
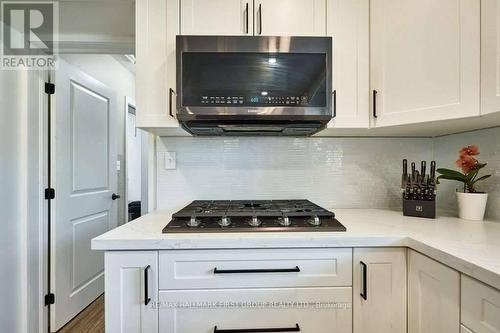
[353,248,406,333]
[461,275,500,333]
[408,250,460,333]
[159,287,352,333]
[371,0,480,127]
[254,0,326,36]
[327,0,369,128]
[105,251,158,333]
[136,0,179,129]
[481,0,500,115]
[181,0,252,35]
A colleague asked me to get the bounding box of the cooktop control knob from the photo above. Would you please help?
[278,216,291,226]
[308,215,321,226]
[187,216,201,227]
[218,216,231,227]
[248,216,262,227]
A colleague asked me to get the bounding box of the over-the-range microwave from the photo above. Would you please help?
[175,35,333,136]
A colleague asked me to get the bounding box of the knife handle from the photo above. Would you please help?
[411,162,416,180]
[430,161,436,176]
[421,161,426,183]
[403,159,408,177]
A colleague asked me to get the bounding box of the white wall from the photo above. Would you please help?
[435,127,500,221]
[156,137,433,212]
[0,69,29,332]
[61,54,136,225]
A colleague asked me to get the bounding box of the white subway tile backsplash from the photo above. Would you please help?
[156,137,433,212]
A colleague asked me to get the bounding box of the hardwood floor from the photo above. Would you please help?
[57,295,104,333]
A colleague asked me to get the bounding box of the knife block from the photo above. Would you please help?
[402,198,436,219]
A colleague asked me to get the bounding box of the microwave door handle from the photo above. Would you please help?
[332,90,337,118]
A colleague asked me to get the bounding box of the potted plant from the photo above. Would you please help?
[436,145,491,221]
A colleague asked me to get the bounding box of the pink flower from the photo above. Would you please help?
[456,155,478,174]
[459,145,480,157]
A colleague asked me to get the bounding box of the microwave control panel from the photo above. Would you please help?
[199,95,309,106]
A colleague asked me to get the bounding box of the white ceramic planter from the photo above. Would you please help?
[456,192,488,221]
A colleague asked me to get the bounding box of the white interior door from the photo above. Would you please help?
[52,59,118,331]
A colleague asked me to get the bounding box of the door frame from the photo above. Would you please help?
[27,69,51,333]
[125,96,151,222]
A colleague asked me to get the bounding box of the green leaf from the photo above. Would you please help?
[471,174,492,185]
[436,168,466,179]
[436,174,466,185]
[475,163,487,170]
[466,168,480,182]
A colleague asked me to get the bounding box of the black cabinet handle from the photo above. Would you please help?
[169,88,176,118]
[258,4,262,35]
[332,90,337,118]
[372,90,378,118]
[111,193,120,200]
[360,261,367,300]
[245,3,249,34]
[144,265,151,306]
[213,266,300,274]
[214,324,300,333]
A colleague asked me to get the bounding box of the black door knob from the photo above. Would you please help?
[112,193,121,200]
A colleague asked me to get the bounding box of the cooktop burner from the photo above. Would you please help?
[162,200,346,233]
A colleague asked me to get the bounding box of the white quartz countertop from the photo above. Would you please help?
[92,209,500,290]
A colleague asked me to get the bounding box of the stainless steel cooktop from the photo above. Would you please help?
[162,200,346,233]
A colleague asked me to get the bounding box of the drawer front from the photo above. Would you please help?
[461,275,500,333]
[159,248,352,290]
[158,287,352,333]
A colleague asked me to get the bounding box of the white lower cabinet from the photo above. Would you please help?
[353,248,407,333]
[408,250,460,333]
[158,287,352,333]
[461,275,500,333]
[105,251,158,333]
[461,325,474,333]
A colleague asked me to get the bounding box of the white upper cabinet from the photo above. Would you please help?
[136,0,179,131]
[481,0,500,115]
[327,0,370,128]
[180,0,253,35]
[254,0,327,36]
[370,0,480,127]
[408,250,460,333]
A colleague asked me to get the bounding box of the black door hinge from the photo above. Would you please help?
[45,82,55,95]
[45,188,55,200]
[44,293,55,306]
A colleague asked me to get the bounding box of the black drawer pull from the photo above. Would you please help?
[213,266,300,274]
[144,265,151,306]
[214,323,300,333]
[360,261,367,300]
[245,2,249,34]
[372,90,378,118]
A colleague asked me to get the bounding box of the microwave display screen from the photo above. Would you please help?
[181,52,327,107]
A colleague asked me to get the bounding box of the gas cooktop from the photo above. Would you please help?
[162,200,346,233]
